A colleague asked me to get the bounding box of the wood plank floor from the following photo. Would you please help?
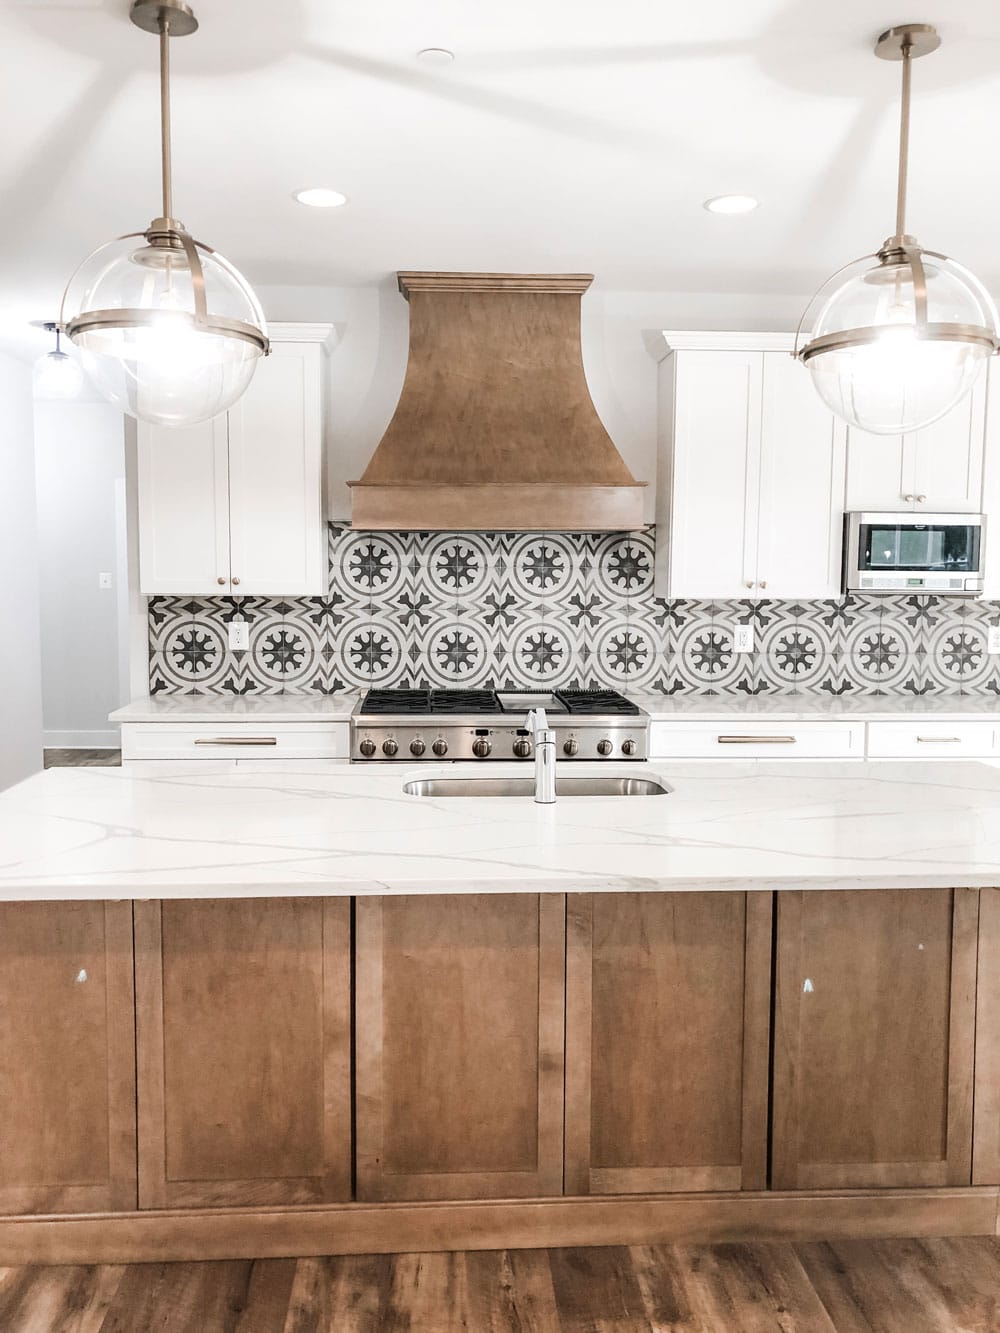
[43,749,121,768]
[1,1240,998,1332]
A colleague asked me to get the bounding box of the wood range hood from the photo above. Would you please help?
[349,272,646,531]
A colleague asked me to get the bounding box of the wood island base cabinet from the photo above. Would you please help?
[1,887,1000,1263]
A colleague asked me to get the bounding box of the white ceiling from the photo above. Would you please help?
[3,0,1000,351]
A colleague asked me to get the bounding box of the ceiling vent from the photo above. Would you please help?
[349,272,646,530]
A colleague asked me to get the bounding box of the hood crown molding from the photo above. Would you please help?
[349,271,645,531]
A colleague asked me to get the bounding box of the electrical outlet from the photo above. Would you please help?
[98,572,112,589]
[988,626,1000,655]
[733,623,754,653]
[228,620,250,651]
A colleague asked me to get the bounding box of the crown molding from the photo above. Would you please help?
[657,330,796,358]
[268,322,338,352]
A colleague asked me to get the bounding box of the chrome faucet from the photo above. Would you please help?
[527,707,557,804]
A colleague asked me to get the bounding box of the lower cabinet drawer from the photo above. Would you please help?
[649,721,866,760]
[865,721,999,758]
[121,722,350,761]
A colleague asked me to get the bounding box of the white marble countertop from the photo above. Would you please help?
[110,691,1000,724]
[630,693,1000,720]
[110,694,361,722]
[3,760,1000,901]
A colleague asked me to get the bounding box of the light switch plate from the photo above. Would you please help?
[988,626,1000,655]
[228,620,250,651]
[733,623,754,653]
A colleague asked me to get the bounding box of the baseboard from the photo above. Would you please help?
[43,731,120,750]
[1,1187,996,1265]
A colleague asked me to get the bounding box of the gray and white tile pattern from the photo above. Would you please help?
[147,525,1000,698]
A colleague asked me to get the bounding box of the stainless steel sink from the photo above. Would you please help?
[403,775,670,798]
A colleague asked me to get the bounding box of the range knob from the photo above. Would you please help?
[563,738,579,757]
[382,738,399,757]
[621,739,638,757]
[472,737,492,758]
[410,739,426,757]
[596,739,614,756]
[512,738,532,758]
[358,738,377,758]
[432,738,449,756]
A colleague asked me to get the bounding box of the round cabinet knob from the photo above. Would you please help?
[217,576,226,586]
[409,739,426,757]
[563,738,579,757]
[432,738,449,756]
[231,577,241,586]
[745,581,754,590]
[358,739,376,758]
[916,494,927,503]
[759,580,767,590]
[472,737,492,758]
[512,738,532,758]
[621,739,638,757]
[596,739,614,756]
[382,738,399,757]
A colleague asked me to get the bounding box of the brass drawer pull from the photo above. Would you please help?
[717,735,797,744]
[916,735,961,743]
[193,736,278,746]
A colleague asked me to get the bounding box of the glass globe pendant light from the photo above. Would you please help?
[795,24,999,436]
[30,321,86,401]
[60,0,269,428]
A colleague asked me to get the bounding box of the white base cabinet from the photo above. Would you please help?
[655,334,846,600]
[120,721,350,763]
[136,325,333,597]
[649,719,866,760]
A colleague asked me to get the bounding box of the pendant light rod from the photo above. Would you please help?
[159,15,173,220]
[129,0,198,224]
[874,23,940,242]
[895,39,912,238]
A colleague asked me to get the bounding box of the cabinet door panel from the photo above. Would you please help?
[227,342,325,595]
[844,429,910,511]
[356,894,565,1201]
[565,892,771,1195]
[137,416,231,594]
[773,888,977,1190]
[973,888,1000,1183]
[666,350,763,597]
[757,353,846,598]
[0,902,136,1214]
[135,898,351,1208]
[911,374,987,513]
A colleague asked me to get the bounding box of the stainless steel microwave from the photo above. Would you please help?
[844,512,985,594]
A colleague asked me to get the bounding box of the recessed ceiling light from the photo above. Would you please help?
[416,47,455,66]
[703,194,759,215]
[294,188,348,209]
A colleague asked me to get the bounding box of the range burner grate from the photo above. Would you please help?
[554,689,641,716]
[429,689,503,714]
[359,689,431,714]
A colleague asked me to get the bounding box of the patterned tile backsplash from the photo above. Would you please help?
[148,525,1000,698]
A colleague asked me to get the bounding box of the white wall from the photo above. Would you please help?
[34,399,127,747]
[0,351,43,789]
[256,282,804,523]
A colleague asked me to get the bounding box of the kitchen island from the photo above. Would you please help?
[2,759,1000,1262]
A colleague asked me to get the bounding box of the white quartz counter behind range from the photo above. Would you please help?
[3,761,1000,900]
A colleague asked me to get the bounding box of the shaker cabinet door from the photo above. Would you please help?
[135,898,352,1208]
[664,350,763,598]
[0,902,136,1214]
[773,888,977,1190]
[227,341,325,595]
[756,352,847,599]
[355,894,566,1201]
[564,891,772,1195]
[137,415,231,595]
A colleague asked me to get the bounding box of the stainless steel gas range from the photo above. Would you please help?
[351,688,649,762]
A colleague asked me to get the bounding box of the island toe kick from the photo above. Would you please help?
[1,888,999,1263]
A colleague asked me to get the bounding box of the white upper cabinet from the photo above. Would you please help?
[655,335,846,599]
[844,374,987,514]
[137,325,332,597]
